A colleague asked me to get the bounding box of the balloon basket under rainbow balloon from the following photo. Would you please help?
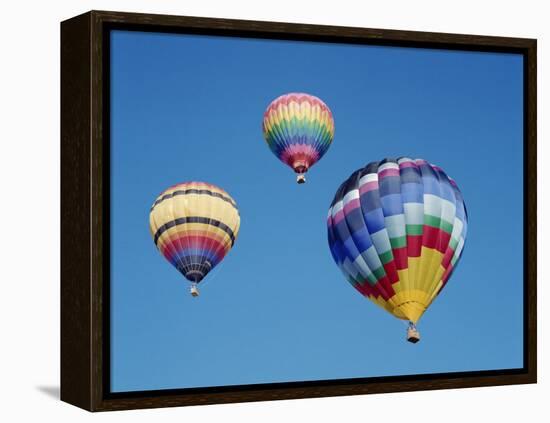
[406,322,420,344]
[296,174,306,184]
[190,284,200,297]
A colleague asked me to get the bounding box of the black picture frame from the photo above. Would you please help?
[61,10,537,411]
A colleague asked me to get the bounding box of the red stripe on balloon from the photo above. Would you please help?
[393,247,408,270]
[383,262,399,284]
[441,247,455,269]
[407,235,423,257]
[378,168,400,179]
[356,280,376,297]
[343,198,361,214]
[332,209,345,225]
[375,275,396,301]
[359,181,378,194]
[442,262,454,285]
[161,235,227,263]
[422,226,451,253]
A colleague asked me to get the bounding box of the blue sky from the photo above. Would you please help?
[110,30,524,392]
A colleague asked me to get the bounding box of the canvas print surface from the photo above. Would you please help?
[109,30,524,392]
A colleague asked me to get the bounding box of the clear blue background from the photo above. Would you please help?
[110,30,524,392]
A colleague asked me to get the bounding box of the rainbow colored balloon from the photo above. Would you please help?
[327,158,468,342]
[262,93,334,184]
[149,182,240,297]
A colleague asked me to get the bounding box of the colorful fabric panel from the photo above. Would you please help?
[262,92,334,175]
[149,182,240,284]
[327,158,468,323]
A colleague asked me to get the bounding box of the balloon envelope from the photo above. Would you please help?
[149,182,240,284]
[262,93,334,182]
[327,158,468,323]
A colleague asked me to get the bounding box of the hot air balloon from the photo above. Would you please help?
[149,182,240,297]
[262,93,335,184]
[327,158,468,342]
